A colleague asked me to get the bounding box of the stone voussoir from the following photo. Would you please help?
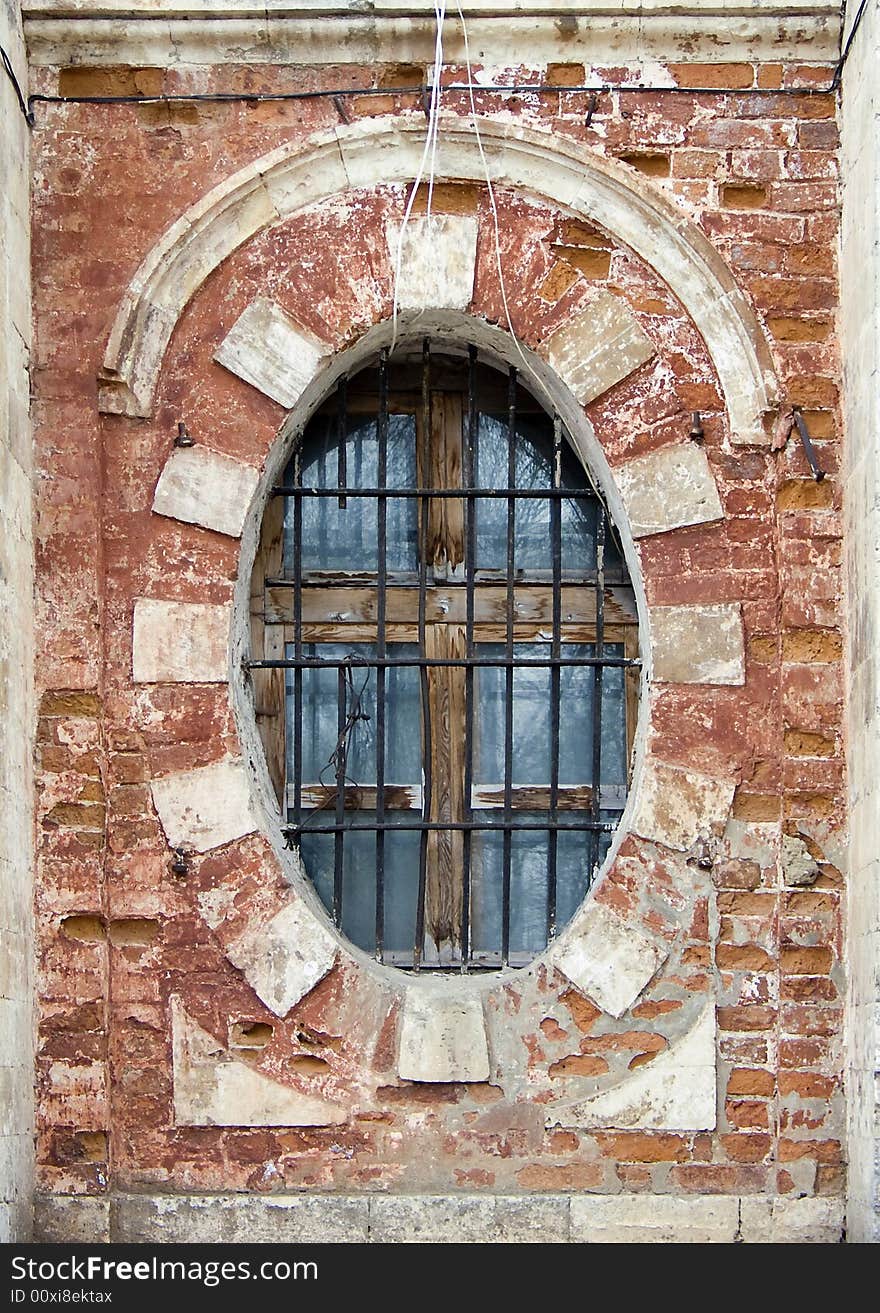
[615,442,724,538]
[132,598,230,684]
[650,602,745,686]
[539,291,656,406]
[214,296,329,409]
[152,444,260,538]
[550,898,669,1019]
[150,758,257,854]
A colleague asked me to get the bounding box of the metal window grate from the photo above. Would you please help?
[246,341,640,972]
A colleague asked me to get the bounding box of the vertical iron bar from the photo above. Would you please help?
[414,338,432,968]
[501,365,517,967]
[589,508,606,879]
[375,348,388,961]
[293,449,303,830]
[461,344,478,970]
[334,664,346,927]
[547,415,562,941]
[336,374,347,508]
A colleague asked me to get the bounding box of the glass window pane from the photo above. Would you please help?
[474,413,611,574]
[284,413,418,573]
[288,642,421,786]
[475,643,626,788]
[298,814,420,956]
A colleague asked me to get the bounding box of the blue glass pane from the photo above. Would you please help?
[285,414,418,573]
[471,813,616,957]
[473,414,623,575]
[288,642,421,786]
[299,814,420,956]
[474,643,626,787]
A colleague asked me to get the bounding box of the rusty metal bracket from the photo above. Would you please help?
[689,411,705,444]
[792,407,825,482]
[585,92,599,127]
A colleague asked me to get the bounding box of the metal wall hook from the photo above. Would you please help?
[689,411,705,443]
[791,407,826,482]
[174,421,195,448]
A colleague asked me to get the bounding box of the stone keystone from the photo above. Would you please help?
[388,216,479,312]
[398,988,490,1083]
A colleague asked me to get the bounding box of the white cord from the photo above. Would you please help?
[390,2,447,353]
[456,2,535,384]
[456,4,615,516]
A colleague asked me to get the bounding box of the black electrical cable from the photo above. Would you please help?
[1,43,34,126]
[26,79,838,119]
[830,0,871,90]
[1,2,872,129]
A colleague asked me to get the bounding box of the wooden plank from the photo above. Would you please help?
[268,583,636,627]
[425,624,466,949]
[471,784,627,809]
[285,621,633,646]
[290,784,421,811]
[442,392,465,570]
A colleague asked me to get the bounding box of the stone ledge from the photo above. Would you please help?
[32,1193,846,1244]
[23,8,843,69]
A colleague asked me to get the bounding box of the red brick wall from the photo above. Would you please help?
[31,58,845,1202]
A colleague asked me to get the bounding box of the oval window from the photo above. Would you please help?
[250,341,639,971]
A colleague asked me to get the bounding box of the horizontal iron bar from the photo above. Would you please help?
[285,818,621,835]
[271,485,597,499]
[248,654,640,669]
[265,571,632,588]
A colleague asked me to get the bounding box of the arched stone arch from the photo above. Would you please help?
[98,115,779,445]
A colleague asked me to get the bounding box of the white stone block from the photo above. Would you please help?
[650,602,745,685]
[151,758,257,853]
[132,599,229,684]
[739,1196,845,1244]
[540,293,656,405]
[369,1194,569,1244]
[152,445,260,538]
[388,216,478,312]
[217,898,338,1019]
[615,442,724,538]
[550,900,669,1019]
[398,988,490,1083]
[631,758,735,851]
[171,998,345,1127]
[113,1193,369,1244]
[214,296,327,409]
[570,1194,739,1244]
[34,1196,111,1244]
[547,1004,716,1130]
